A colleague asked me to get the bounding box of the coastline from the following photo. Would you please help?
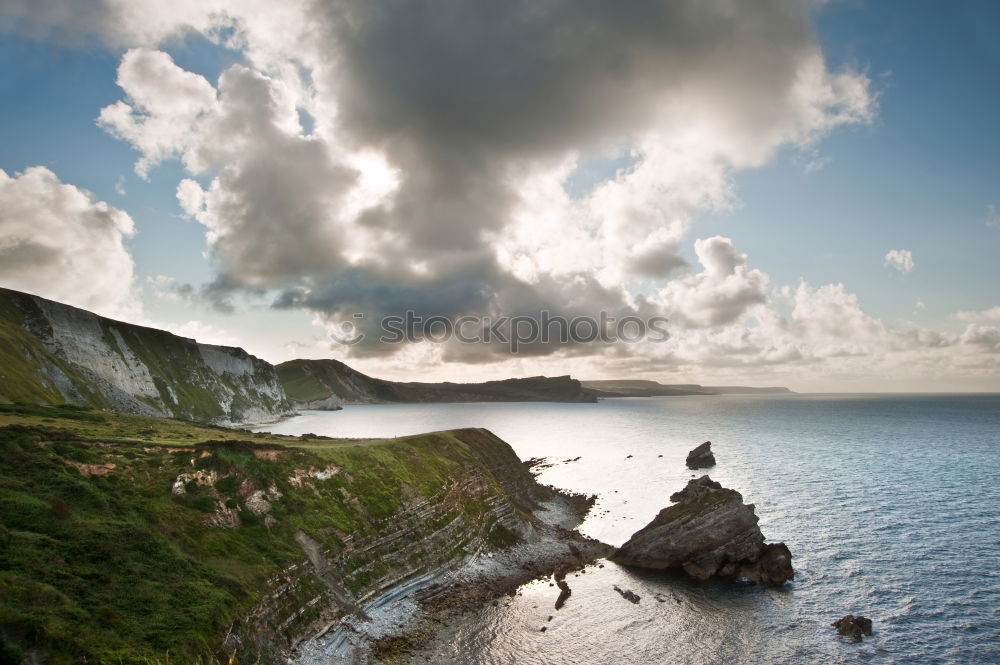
[292,490,612,664]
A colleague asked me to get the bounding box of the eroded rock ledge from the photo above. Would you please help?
[610,475,793,585]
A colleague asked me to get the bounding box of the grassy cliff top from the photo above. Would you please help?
[0,402,351,450]
[0,404,530,664]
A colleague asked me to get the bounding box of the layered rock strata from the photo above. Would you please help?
[610,475,793,585]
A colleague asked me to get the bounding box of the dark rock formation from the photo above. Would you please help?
[686,441,716,469]
[832,615,873,643]
[609,476,793,585]
[554,569,571,610]
[612,585,641,603]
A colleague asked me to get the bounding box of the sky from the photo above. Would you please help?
[0,0,998,392]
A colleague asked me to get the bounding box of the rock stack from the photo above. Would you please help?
[610,476,793,585]
[685,441,716,469]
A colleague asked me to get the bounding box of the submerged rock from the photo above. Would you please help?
[609,475,793,585]
[832,615,873,643]
[612,585,641,604]
[685,441,716,469]
[553,569,572,610]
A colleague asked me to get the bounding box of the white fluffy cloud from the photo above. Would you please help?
[656,236,768,328]
[956,306,1000,323]
[98,48,218,178]
[959,324,1000,351]
[0,166,139,319]
[884,248,915,273]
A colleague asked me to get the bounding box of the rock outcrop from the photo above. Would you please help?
[0,287,294,425]
[610,476,793,585]
[832,615,873,642]
[292,395,344,411]
[686,441,716,468]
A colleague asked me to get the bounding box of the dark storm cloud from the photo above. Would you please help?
[310,0,814,255]
[228,0,823,359]
[274,257,662,359]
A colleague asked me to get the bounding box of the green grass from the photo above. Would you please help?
[0,405,530,664]
[274,362,333,403]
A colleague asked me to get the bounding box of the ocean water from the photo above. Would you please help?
[256,394,1000,664]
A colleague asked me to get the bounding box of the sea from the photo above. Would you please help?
[255,394,1000,665]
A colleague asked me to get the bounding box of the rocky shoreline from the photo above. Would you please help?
[292,469,798,664]
[292,491,612,664]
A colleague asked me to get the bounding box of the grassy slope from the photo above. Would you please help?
[276,359,398,404]
[275,361,337,403]
[0,404,515,664]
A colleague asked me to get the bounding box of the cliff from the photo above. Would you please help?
[0,404,585,664]
[277,358,597,406]
[0,288,293,425]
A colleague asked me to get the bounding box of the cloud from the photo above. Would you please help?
[956,306,1000,323]
[0,166,139,319]
[803,153,833,174]
[959,324,1000,352]
[33,1,988,388]
[656,236,768,328]
[98,48,218,179]
[626,230,689,278]
[884,248,914,274]
[987,204,1000,229]
[618,276,1000,389]
[789,282,890,355]
[147,274,194,303]
[83,0,875,361]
